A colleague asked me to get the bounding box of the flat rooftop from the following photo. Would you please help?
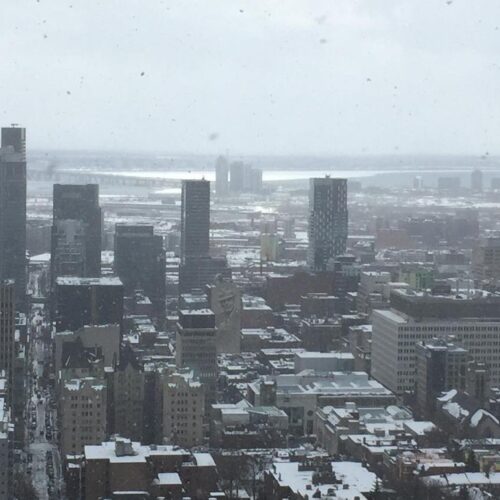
[56,276,123,287]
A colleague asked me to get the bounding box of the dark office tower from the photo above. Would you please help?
[176,309,217,404]
[180,180,210,262]
[179,179,229,293]
[54,276,123,332]
[114,224,166,317]
[308,177,348,271]
[215,156,229,197]
[0,127,27,305]
[229,161,245,193]
[0,282,15,403]
[471,168,483,193]
[51,184,101,287]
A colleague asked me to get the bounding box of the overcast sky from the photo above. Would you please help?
[1,0,499,155]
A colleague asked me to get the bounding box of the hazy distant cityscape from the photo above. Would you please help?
[2,1,500,499]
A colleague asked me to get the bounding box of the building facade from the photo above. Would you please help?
[60,377,107,457]
[51,183,101,288]
[473,237,500,283]
[0,127,26,305]
[114,223,166,316]
[176,310,217,404]
[372,290,500,394]
[108,349,145,442]
[180,180,210,262]
[215,155,229,196]
[0,282,15,403]
[206,277,241,354]
[415,339,468,416]
[162,371,205,448]
[308,177,348,271]
[54,276,123,332]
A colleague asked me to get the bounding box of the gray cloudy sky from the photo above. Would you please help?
[1,0,499,155]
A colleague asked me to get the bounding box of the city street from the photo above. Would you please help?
[26,305,64,500]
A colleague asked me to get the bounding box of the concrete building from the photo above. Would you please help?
[60,377,107,457]
[314,403,423,455]
[54,276,123,332]
[114,223,166,317]
[229,161,245,192]
[241,294,274,329]
[245,165,263,192]
[300,318,343,352]
[82,437,218,500]
[0,283,14,403]
[473,237,500,283]
[294,351,355,374]
[260,232,279,262]
[210,401,288,449]
[241,327,301,352]
[347,323,372,374]
[51,184,101,288]
[215,155,229,196]
[356,271,392,314]
[415,339,468,417]
[176,309,217,404]
[264,457,377,499]
[55,324,120,377]
[162,370,205,448]
[206,277,241,354]
[178,255,230,295]
[308,177,348,271]
[372,289,500,394]
[300,292,339,318]
[0,375,12,500]
[107,346,145,442]
[0,127,26,305]
[248,371,395,435]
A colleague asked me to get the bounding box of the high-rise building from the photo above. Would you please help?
[54,276,124,332]
[51,184,102,288]
[415,339,468,417]
[0,127,27,305]
[179,179,229,293]
[215,156,229,197]
[471,168,483,193]
[244,166,263,192]
[229,161,262,193]
[229,161,245,193]
[308,177,348,271]
[114,224,166,317]
[0,282,15,403]
[176,309,217,404]
[180,180,210,262]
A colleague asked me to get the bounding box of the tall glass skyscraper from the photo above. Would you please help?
[308,177,348,271]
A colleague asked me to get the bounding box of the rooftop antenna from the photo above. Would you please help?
[11,123,19,128]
